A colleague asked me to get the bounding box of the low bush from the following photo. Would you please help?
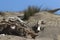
[23,6,40,20]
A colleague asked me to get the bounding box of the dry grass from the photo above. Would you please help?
[23,6,40,20]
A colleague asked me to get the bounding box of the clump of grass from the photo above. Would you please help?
[23,6,40,20]
[0,12,5,16]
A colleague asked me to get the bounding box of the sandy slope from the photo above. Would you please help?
[0,35,53,40]
[26,11,60,40]
[0,11,60,40]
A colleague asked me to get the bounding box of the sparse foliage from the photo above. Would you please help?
[23,6,40,20]
[0,12,5,16]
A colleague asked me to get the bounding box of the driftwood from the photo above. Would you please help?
[0,17,38,39]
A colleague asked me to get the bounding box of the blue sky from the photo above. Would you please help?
[0,0,60,12]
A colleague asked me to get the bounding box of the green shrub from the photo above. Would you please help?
[23,6,40,20]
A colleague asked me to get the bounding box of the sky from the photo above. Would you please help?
[0,0,60,13]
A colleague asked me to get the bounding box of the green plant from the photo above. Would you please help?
[23,6,40,20]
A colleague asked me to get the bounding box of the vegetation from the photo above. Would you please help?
[0,12,5,16]
[23,6,40,20]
